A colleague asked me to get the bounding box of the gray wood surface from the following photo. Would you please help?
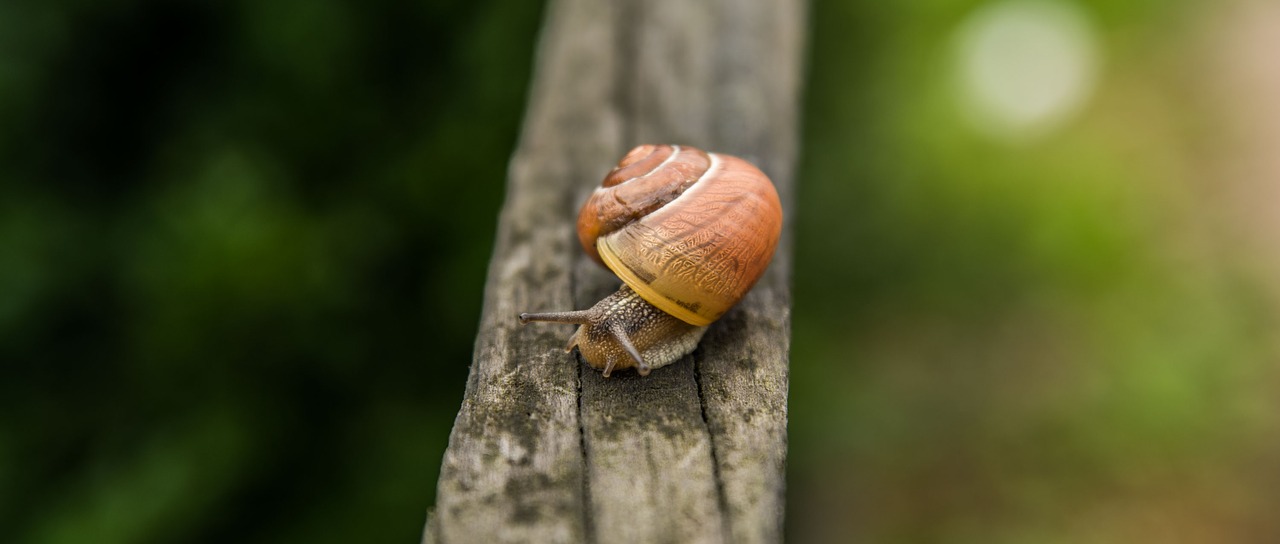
[425,0,804,542]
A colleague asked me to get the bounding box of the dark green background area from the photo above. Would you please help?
[1,1,541,542]
[3,0,1276,542]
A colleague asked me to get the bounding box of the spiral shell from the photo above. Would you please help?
[576,144,782,327]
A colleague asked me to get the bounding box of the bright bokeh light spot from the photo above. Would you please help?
[953,0,1101,142]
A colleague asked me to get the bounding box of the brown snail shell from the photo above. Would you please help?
[519,144,782,377]
[577,144,783,327]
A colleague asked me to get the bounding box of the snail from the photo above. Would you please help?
[519,144,782,377]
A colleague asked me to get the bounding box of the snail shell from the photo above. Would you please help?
[519,144,782,377]
[577,144,783,326]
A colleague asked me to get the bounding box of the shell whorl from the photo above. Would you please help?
[576,144,783,327]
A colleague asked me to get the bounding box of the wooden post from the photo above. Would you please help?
[425,0,804,542]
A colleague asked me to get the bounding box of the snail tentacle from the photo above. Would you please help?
[608,320,650,376]
[602,355,617,378]
[518,310,593,325]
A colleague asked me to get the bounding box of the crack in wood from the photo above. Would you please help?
[694,345,734,544]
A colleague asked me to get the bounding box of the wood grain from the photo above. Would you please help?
[426,0,804,542]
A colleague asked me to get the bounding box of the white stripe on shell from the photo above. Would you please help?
[641,151,720,219]
[594,144,684,192]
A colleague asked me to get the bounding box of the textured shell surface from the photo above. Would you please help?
[577,144,782,326]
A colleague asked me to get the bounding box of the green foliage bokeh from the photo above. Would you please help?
[1,0,543,542]
[789,0,1278,542]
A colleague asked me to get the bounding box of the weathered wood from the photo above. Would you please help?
[426,0,804,542]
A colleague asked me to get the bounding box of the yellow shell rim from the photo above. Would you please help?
[597,238,712,327]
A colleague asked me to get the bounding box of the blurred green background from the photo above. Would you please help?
[3,0,1277,542]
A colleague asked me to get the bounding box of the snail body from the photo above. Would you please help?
[519,144,782,377]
